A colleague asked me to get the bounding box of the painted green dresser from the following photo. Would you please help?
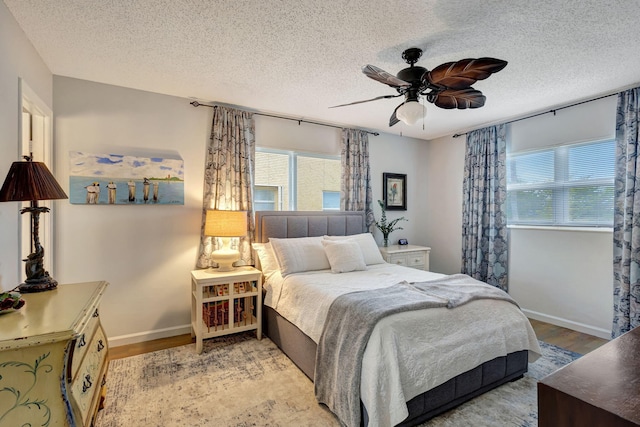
[0,281,109,426]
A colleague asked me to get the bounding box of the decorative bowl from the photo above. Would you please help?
[0,291,25,314]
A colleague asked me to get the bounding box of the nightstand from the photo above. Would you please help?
[191,267,262,354]
[379,245,431,270]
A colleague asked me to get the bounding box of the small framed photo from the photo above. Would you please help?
[383,173,407,211]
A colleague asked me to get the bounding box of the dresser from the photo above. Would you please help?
[379,244,431,270]
[538,326,639,426]
[0,281,109,427]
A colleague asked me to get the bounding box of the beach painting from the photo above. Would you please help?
[69,151,184,205]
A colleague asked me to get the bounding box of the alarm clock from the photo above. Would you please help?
[398,238,408,245]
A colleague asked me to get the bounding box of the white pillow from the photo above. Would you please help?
[321,240,367,273]
[323,233,385,265]
[251,242,279,277]
[269,236,331,276]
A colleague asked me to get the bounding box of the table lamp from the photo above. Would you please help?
[205,210,247,271]
[0,155,68,292]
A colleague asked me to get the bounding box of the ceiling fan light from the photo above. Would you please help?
[396,101,425,125]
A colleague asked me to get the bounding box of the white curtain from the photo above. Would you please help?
[196,106,255,268]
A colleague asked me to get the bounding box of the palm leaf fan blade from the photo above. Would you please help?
[389,103,402,127]
[362,64,412,89]
[433,89,486,109]
[426,58,507,90]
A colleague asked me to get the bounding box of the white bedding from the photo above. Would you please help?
[263,263,542,427]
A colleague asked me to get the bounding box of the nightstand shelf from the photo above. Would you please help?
[379,244,431,270]
[191,267,262,354]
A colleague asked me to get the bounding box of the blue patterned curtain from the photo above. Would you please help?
[196,106,256,268]
[461,124,508,290]
[613,87,640,337]
[340,128,374,227]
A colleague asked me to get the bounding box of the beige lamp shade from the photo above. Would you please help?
[205,210,247,237]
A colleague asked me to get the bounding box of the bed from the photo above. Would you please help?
[253,211,541,427]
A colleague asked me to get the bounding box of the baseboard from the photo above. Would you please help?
[107,311,612,347]
[108,324,192,348]
[523,309,611,340]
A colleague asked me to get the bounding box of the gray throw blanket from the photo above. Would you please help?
[314,274,518,427]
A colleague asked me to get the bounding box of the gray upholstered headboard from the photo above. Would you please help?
[254,211,367,243]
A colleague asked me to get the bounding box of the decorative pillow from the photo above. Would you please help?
[269,236,331,276]
[323,233,385,265]
[321,240,367,273]
[251,242,279,277]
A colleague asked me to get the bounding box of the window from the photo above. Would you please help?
[254,185,282,211]
[506,139,615,227]
[254,148,340,211]
[322,191,340,210]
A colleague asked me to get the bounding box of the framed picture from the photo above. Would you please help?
[383,172,406,210]
[68,151,184,205]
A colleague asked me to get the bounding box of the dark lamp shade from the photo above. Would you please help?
[0,160,68,202]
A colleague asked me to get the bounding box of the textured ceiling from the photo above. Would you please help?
[5,0,640,141]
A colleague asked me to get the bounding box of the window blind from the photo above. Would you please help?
[506,139,615,227]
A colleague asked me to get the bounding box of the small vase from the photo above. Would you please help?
[383,237,389,247]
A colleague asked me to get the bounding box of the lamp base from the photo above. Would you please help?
[19,275,58,293]
[211,248,240,272]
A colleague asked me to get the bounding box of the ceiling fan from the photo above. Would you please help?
[330,47,507,127]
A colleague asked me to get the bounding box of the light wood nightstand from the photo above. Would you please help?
[379,245,431,270]
[191,267,262,354]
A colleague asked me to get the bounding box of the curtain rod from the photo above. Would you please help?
[452,92,618,138]
[190,101,379,136]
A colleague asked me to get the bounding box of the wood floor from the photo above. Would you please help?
[108,319,609,361]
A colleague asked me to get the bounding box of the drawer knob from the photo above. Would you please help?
[83,374,93,393]
[78,334,86,348]
[97,339,105,352]
[93,309,99,317]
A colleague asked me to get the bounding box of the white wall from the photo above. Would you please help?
[53,78,427,345]
[425,96,617,339]
[0,3,52,292]
[424,134,465,275]
[53,76,210,345]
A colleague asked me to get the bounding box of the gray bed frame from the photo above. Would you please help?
[255,211,528,426]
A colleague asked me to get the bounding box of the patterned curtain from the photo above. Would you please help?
[461,124,508,291]
[613,87,640,337]
[196,106,256,268]
[340,128,374,227]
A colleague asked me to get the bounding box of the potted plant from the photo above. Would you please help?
[374,200,407,247]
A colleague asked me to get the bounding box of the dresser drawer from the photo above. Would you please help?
[71,324,108,426]
[406,252,426,268]
[70,308,101,381]
[388,253,408,266]
[380,245,431,271]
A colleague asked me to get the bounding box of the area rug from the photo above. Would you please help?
[94,334,579,427]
